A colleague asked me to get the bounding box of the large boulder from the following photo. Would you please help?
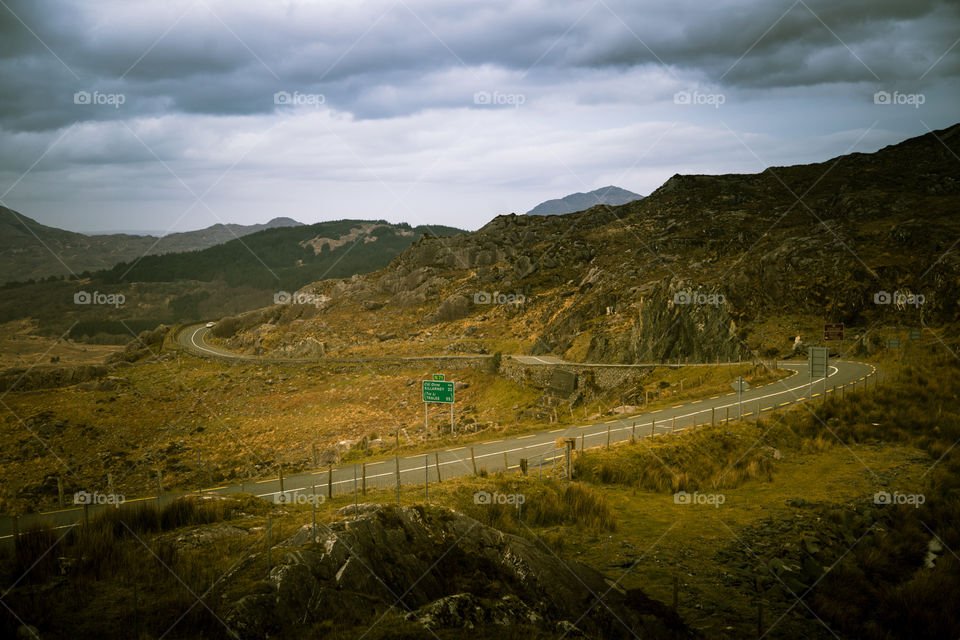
[222,504,694,639]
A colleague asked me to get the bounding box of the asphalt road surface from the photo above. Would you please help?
[1,326,876,541]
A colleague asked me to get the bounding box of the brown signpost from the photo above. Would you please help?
[824,323,844,341]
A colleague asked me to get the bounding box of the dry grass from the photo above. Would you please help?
[574,421,779,493]
[448,474,617,534]
[0,356,543,513]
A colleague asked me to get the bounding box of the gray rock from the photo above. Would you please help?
[406,593,542,629]
[223,504,693,639]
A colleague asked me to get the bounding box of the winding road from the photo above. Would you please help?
[1,324,876,541]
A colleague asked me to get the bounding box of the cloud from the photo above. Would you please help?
[0,0,957,231]
[1,0,956,131]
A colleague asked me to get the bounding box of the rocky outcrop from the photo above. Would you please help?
[0,364,111,392]
[223,504,693,639]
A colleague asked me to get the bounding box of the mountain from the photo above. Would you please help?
[144,217,303,252]
[525,185,642,216]
[0,210,303,284]
[215,123,960,363]
[0,219,466,342]
[97,219,465,290]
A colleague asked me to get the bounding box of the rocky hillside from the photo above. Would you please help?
[0,220,464,342]
[224,504,692,639]
[214,123,960,364]
[526,185,642,216]
[0,208,302,283]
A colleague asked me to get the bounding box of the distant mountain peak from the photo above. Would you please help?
[265,217,302,227]
[525,186,643,216]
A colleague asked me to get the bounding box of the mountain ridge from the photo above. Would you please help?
[525,185,642,216]
[212,122,960,364]
[0,210,304,284]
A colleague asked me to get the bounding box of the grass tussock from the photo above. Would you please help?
[7,494,268,583]
[574,424,778,493]
[1,493,277,639]
[453,475,616,535]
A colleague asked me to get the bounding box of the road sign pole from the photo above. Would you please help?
[425,403,428,434]
[451,402,454,436]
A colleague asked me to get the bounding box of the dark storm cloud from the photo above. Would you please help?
[0,0,956,133]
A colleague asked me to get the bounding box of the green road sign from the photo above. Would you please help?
[809,346,829,378]
[422,380,454,403]
[909,330,921,341]
[433,374,445,381]
[887,338,901,349]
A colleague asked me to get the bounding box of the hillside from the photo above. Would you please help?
[525,185,642,216]
[214,123,960,363]
[0,209,302,283]
[0,219,465,342]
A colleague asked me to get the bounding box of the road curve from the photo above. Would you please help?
[177,323,494,364]
[2,328,876,541]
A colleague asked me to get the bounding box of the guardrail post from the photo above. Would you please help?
[606,425,611,449]
[470,447,477,475]
[651,420,655,436]
[631,422,636,442]
[434,453,441,482]
[671,416,676,433]
[711,407,715,426]
[307,486,316,541]
[503,452,509,472]
[327,464,333,499]
[362,463,367,495]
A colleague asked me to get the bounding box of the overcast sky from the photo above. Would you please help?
[0,0,957,234]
